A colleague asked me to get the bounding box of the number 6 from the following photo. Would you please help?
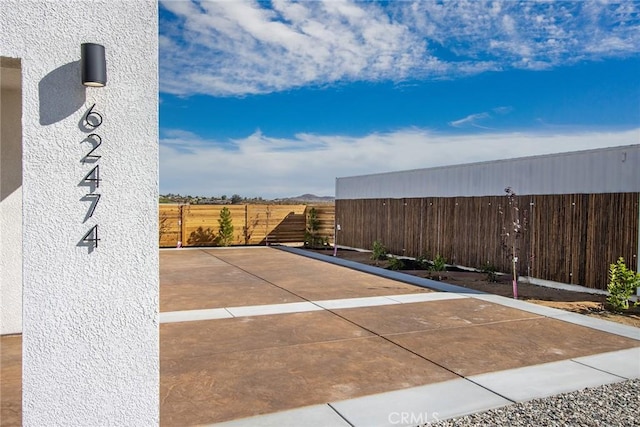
[84,103,103,129]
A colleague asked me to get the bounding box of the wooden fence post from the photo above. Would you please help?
[179,204,187,247]
[244,204,248,245]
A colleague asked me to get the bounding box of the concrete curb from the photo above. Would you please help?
[277,246,486,294]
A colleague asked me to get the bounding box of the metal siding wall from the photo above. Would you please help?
[336,145,640,199]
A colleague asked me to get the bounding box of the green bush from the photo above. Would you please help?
[304,207,325,249]
[371,240,388,261]
[431,254,447,272]
[606,257,640,311]
[217,207,234,247]
[388,257,405,271]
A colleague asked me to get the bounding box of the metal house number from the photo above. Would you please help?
[80,103,103,251]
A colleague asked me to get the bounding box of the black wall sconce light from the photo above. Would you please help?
[81,43,107,87]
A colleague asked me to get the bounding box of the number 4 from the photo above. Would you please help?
[83,165,101,188]
[81,225,100,249]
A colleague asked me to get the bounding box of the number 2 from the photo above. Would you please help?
[82,133,102,163]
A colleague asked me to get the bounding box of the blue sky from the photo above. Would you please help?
[159,1,640,199]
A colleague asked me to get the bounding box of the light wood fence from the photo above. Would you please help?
[159,204,335,247]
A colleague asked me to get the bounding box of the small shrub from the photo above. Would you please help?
[304,207,325,249]
[371,240,388,261]
[431,254,447,272]
[388,257,405,271]
[416,252,431,269]
[480,262,499,282]
[606,257,640,311]
[217,207,234,247]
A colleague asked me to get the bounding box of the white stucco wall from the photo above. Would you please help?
[0,1,159,425]
[1,61,23,335]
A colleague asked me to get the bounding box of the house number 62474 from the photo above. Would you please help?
[80,103,103,251]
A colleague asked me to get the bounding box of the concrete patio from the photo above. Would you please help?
[160,247,640,426]
[2,247,639,426]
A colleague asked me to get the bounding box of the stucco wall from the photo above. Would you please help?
[0,1,158,425]
[1,61,23,335]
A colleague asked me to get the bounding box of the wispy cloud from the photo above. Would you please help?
[159,0,640,96]
[449,106,515,128]
[160,127,640,198]
[493,106,513,115]
[449,112,492,129]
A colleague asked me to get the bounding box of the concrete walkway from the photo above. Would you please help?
[159,247,640,427]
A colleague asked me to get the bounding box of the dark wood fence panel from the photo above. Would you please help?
[386,199,406,255]
[403,198,423,257]
[336,193,639,290]
[583,193,639,288]
[422,198,441,260]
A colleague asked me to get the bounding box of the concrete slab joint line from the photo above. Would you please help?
[329,378,512,427]
[468,358,631,403]
[571,347,640,379]
[207,404,352,427]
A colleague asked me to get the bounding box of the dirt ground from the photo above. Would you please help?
[304,248,640,328]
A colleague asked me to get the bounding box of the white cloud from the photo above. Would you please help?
[159,1,640,96]
[449,112,491,128]
[449,106,515,128]
[493,106,513,115]
[160,127,640,198]
[160,0,427,96]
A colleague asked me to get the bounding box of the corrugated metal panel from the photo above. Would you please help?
[336,145,640,199]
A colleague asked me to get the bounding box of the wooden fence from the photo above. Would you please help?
[336,193,639,290]
[159,204,335,247]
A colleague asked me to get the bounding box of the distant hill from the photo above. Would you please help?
[278,194,335,204]
[160,193,334,205]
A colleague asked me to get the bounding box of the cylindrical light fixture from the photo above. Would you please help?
[81,43,107,87]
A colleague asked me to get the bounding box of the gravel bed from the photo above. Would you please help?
[425,378,639,427]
